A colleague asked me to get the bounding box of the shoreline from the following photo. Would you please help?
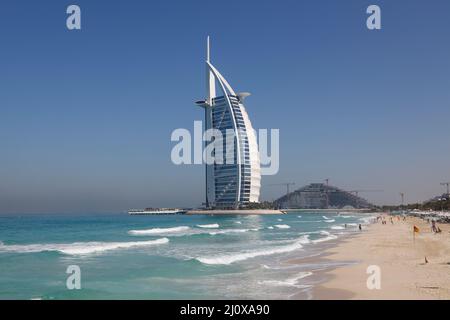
[305,214,450,299]
[285,232,361,300]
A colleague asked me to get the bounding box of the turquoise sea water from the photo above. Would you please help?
[0,212,375,300]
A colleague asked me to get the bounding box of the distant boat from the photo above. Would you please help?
[128,208,186,215]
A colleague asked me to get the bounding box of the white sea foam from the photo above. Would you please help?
[312,232,338,243]
[197,224,219,229]
[274,224,290,229]
[0,238,169,255]
[297,231,325,235]
[261,263,308,270]
[235,221,242,224]
[322,216,329,220]
[359,216,376,224]
[331,225,345,230]
[196,236,309,265]
[208,228,258,235]
[128,226,190,235]
[277,218,283,222]
[258,272,313,288]
[298,220,325,223]
[339,215,354,218]
[324,219,335,223]
[297,215,302,218]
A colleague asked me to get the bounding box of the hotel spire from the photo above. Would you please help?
[206,36,215,104]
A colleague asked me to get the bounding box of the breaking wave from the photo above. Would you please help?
[312,231,338,243]
[208,228,258,235]
[128,226,190,235]
[359,216,376,224]
[0,238,169,255]
[196,236,309,265]
[197,224,219,229]
[274,224,290,229]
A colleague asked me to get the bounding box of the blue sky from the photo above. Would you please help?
[1,0,450,213]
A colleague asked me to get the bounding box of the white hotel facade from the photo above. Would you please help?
[195,37,261,209]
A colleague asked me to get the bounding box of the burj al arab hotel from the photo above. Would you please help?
[195,37,261,209]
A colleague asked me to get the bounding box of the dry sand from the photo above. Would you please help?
[313,214,450,299]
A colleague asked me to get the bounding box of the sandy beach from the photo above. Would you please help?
[313,214,450,299]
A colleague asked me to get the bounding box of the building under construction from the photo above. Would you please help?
[274,183,374,209]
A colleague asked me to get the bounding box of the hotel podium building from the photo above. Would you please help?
[196,37,261,209]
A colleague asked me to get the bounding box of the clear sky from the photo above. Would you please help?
[1,0,450,213]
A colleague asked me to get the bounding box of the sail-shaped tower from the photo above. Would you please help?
[195,37,261,209]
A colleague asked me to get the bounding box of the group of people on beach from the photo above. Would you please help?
[379,213,444,234]
[377,215,405,225]
[377,216,394,225]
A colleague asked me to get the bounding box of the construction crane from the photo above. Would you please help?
[400,192,405,207]
[346,189,383,209]
[268,182,296,196]
[440,182,450,195]
[348,189,383,197]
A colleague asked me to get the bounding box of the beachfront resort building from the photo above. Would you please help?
[274,183,375,209]
[195,37,261,209]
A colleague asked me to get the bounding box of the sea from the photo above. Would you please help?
[0,211,376,300]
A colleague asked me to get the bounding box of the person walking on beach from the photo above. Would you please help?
[358,224,362,231]
[431,220,437,233]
